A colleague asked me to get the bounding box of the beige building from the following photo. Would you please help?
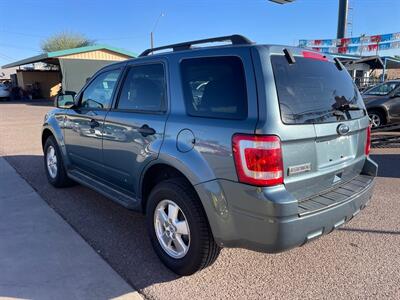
[2,45,136,98]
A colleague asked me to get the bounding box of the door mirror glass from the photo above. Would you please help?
[56,94,75,108]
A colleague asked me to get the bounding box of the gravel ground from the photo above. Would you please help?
[1,100,399,300]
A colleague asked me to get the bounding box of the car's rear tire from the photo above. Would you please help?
[368,110,385,128]
[44,136,74,187]
[146,178,221,275]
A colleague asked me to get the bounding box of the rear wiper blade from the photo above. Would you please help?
[336,103,362,111]
[332,110,345,117]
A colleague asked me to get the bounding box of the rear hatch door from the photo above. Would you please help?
[270,50,369,200]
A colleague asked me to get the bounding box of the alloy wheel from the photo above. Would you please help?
[46,145,58,179]
[154,199,191,259]
[369,113,381,128]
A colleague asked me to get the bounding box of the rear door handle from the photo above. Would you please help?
[89,119,100,128]
[138,124,156,137]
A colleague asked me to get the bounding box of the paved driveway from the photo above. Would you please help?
[1,100,399,299]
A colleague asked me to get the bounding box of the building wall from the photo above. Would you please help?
[371,69,400,80]
[0,67,18,82]
[16,70,61,98]
[60,58,118,93]
[9,49,132,98]
[59,49,130,61]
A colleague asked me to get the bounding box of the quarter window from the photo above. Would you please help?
[117,64,166,112]
[81,69,121,109]
[180,56,248,120]
[364,82,399,96]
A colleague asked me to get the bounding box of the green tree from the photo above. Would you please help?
[41,32,94,53]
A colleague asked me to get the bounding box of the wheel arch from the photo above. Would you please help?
[140,161,207,214]
[367,106,389,124]
[41,123,70,167]
[41,128,54,150]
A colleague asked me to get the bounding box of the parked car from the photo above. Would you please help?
[362,80,400,127]
[41,35,377,275]
[0,82,10,100]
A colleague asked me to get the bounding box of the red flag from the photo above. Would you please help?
[341,38,350,46]
[370,35,381,43]
[368,44,378,51]
[314,40,322,46]
[338,46,348,53]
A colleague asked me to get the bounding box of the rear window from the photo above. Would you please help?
[271,55,365,124]
[180,56,248,120]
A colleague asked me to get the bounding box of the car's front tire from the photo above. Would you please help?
[146,178,221,275]
[44,136,74,187]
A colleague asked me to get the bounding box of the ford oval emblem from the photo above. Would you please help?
[337,123,350,136]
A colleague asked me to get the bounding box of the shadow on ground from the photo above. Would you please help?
[370,153,400,178]
[3,154,179,292]
[0,99,53,106]
[3,151,398,292]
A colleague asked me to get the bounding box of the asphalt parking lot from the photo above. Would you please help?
[1,100,400,299]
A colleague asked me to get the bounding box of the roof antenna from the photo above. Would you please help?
[283,48,296,64]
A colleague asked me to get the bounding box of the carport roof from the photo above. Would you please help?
[382,56,400,69]
[329,53,400,70]
[1,45,137,69]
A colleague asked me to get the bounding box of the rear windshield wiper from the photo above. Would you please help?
[335,103,362,111]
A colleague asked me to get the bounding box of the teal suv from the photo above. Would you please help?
[42,35,377,275]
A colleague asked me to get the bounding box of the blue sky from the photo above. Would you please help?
[0,0,399,66]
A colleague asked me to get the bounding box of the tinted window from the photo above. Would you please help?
[180,56,248,120]
[364,82,399,96]
[271,55,365,124]
[117,64,166,111]
[81,69,121,109]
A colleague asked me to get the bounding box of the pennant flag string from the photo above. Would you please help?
[299,32,400,48]
[310,41,400,54]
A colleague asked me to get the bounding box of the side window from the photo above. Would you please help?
[81,69,121,109]
[366,82,399,96]
[117,64,166,112]
[180,56,248,120]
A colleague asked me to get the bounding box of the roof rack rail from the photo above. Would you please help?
[139,34,252,57]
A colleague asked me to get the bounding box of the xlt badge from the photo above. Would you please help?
[288,163,312,176]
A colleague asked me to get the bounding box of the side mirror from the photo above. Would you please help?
[56,94,75,109]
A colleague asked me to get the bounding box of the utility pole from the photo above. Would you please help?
[359,34,366,56]
[269,0,348,39]
[337,0,348,39]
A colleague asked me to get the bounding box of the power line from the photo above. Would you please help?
[0,29,146,43]
[0,43,40,52]
[0,52,15,61]
[0,30,46,38]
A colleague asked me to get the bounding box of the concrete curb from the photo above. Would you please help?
[0,157,143,300]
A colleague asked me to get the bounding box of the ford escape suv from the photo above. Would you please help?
[42,35,377,275]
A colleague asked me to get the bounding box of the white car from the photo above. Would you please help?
[0,83,10,99]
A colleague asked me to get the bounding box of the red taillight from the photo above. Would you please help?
[302,51,328,61]
[232,134,283,186]
[365,126,371,155]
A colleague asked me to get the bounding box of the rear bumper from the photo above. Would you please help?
[195,157,377,253]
